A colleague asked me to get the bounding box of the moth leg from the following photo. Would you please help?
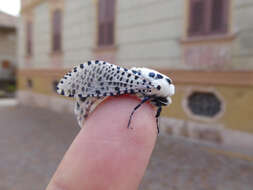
[128,96,151,129]
[155,106,162,134]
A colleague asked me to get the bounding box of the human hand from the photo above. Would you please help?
[46,95,157,190]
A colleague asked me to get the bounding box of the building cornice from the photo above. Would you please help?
[21,0,64,14]
[21,0,45,14]
[160,70,253,87]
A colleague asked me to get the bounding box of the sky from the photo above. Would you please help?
[0,0,20,16]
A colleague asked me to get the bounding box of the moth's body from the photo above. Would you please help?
[57,60,175,131]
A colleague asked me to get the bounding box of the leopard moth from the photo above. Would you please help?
[56,60,175,133]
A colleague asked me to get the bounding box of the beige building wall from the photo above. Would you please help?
[116,0,184,69]
[62,0,185,70]
[17,0,253,71]
[17,0,253,154]
[33,3,51,68]
[232,1,253,70]
[18,2,51,69]
[63,0,95,68]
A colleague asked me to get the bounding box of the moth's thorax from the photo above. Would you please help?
[151,96,172,107]
[131,67,175,98]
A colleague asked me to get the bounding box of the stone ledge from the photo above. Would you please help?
[160,117,253,156]
[0,98,17,107]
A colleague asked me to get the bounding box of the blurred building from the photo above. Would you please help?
[18,0,253,152]
[0,11,17,80]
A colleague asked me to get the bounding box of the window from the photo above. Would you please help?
[98,0,115,46]
[188,0,229,36]
[52,10,62,52]
[26,21,32,56]
[187,92,221,117]
[26,79,33,89]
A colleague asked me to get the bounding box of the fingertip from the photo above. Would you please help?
[84,95,157,147]
[47,95,158,190]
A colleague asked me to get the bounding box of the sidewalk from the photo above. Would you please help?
[0,105,79,190]
[0,105,252,190]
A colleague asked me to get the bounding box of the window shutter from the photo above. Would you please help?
[52,10,62,52]
[26,21,32,56]
[98,0,106,45]
[188,0,205,36]
[98,23,105,45]
[210,0,228,33]
[188,0,229,36]
[107,0,115,45]
[98,0,115,46]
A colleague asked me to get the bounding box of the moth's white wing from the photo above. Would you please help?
[74,96,105,127]
[57,60,155,98]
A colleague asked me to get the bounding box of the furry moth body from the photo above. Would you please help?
[57,60,175,132]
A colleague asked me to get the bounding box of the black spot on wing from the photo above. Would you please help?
[156,74,163,79]
[166,78,172,84]
[149,72,155,78]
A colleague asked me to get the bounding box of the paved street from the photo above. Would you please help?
[0,105,79,190]
[0,105,253,190]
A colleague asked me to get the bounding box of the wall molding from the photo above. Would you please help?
[18,68,253,86]
[160,69,253,86]
[21,0,45,14]
[21,0,64,14]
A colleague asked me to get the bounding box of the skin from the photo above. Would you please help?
[46,95,157,190]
